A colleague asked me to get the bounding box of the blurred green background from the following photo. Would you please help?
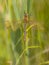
[0,0,49,65]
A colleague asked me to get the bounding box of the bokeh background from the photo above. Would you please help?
[0,0,49,65]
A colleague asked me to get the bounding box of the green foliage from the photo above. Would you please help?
[0,0,49,65]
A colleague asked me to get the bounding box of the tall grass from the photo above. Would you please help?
[0,0,49,65]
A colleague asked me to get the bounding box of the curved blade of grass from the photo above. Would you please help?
[26,22,44,32]
[16,45,41,65]
[30,48,49,61]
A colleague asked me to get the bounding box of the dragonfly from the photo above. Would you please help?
[23,12,28,42]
